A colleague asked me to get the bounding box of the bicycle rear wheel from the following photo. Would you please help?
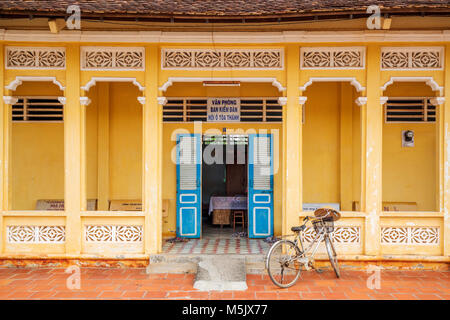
[266,240,302,288]
[324,234,340,278]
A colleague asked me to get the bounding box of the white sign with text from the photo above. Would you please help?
[207,98,240,122]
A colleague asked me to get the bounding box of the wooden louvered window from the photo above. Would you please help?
[12,96,63,122]
[385,97,436,123]
[163,97,282,122]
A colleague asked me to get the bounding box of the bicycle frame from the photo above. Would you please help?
[293,222,329,269]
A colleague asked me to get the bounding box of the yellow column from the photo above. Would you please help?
[443,44,450,256]
[363,45,382,256]
[283,44,302,236]
[0,44,5,252]
[64,44,82,254]
[143,45,162,254]
[97,83,110,211]
[340,83,354,211]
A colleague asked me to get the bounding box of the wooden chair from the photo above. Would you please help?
[233,210,245,231]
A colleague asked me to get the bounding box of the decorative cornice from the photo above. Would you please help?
[81,77,145,92]
[299,97,308,105]
[355,97,367,106]
[159,77,285,92]
[79,97,91,106]
[5,76,65,91]
[381,76,443,96]
[57,97,66,105]
[1,30,449,43]
[300,77,365,92]
[430,97,445,105]
[3,96,18,105]
[157,97,167,106]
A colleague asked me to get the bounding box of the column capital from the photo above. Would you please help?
[299,97,307,105]
[380,96,389,105]
[277,97,287,106]
[157,97,167,106]
[58,97,66,105]
[2,96,18,105]
[355,97,367,106]
[137,96,145,105]
[430,97,445,105]
[79,97,91,106]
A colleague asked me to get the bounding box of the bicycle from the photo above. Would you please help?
[265,208,341,288]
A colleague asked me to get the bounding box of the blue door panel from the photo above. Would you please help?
[248,134,274,239]
[176,133,201,238]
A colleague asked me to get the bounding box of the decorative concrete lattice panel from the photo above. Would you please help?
[7,225,65,243]
[85,225,143,242]
[381,47,443,70]
[81,47,145,70]
[381,226,439,245]
[6,47,66,69]
[162,49,284,69]
[301,47,365,69]
[301,226,361,243]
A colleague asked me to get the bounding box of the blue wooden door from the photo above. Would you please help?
[176,134,201,238]
[248,134,273,238]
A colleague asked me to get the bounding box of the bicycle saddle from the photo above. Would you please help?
[314,207,341,221]
[291,225,305,232]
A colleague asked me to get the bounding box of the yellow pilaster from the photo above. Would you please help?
[443,44,450,256]
[340,83,353,211]
[363,44,382,255]
[283,44,302,236]
[97,83,110,211]
[143,45,162,254]
[64,44,82,254]
[0,44,4,253]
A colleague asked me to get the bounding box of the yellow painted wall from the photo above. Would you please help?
[382,83,438,211]
[302,82,361,211]
[11,82,64,210]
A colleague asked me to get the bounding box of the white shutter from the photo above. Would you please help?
[253,136,271,190]
[179,136,198,190]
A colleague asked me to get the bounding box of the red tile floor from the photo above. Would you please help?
[0,267,448,300]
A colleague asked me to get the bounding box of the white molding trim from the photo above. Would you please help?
[3,96,18,105]
[430,97,445,105]
[159,77,286,92]
[157,97,167,106]
[380,96,389,105]
[2,30,450,43]
[57,97,66,105]
[277,97,287,106]
[355,97,368,106]
[81,77,145,92]
[300,77,365,92]
[79,97,91,106]
[137,97,145,105]
[299,97,308,105]
[381,76,443,96]
[5,76,65,91]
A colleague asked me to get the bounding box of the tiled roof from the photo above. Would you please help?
[0,1,449,18]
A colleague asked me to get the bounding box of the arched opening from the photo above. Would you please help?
[382,82,440,212]
[9,81,65,210]
[302,81,362,212]
[85,82,143,211]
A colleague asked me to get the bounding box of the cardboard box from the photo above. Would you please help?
[212,209,231,225]
[109,200,142,211]
[36,199,97,211]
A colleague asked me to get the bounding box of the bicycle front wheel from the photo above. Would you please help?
[324,234,340,278]
[266,240,302,288]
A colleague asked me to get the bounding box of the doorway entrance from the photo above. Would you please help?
[175,133,274,239]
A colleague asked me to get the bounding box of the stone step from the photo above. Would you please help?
[194,256,247,291]
[147,254,267,275]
